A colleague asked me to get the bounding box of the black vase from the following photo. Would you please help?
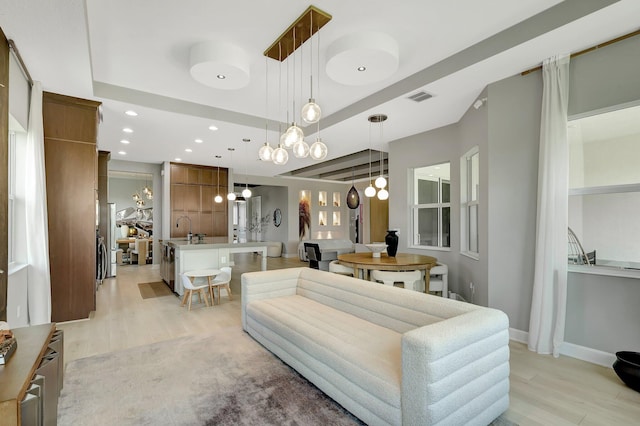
[385,230,399,257]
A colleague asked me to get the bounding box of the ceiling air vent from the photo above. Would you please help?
[407,91,433,102]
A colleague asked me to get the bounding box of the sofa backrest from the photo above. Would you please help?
[296,268,478,334]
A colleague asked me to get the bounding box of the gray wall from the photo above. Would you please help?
[486,35,640,353]
[390,35,640,354]
[249,185,288,245]
[389,91,489,304]
[389,124,462,297]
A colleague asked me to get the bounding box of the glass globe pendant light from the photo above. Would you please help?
[292,139,310,158]
[241,138,251,198]
[259,58,274,162]
[281,123,303,149]
[301,12,321,124]
[377,188,389,200]
[226,148,236,201]
[214,155,223,203]
[301,98,321,124]
[272,143,289,165]
[374,145,387,188]
[365,149,376,197]
[309,137,328,160]
[258,142,274,161]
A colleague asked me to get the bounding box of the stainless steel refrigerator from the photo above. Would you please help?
[107,203,117,277]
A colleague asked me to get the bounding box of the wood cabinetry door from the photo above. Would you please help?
[43,92,100,322]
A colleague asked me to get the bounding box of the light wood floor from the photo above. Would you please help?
[57,254,640,425]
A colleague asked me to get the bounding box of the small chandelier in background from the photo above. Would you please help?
[367,114,389,200]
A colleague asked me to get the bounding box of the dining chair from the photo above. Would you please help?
[428,263,449,297]
[129,238,149,265]
[180,273,210,310]
[208,266,232,305]
[370,270,422,291]
[329,260,355,276]
[305,243,337,271]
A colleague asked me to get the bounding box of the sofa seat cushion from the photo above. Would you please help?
[246,294,402,410]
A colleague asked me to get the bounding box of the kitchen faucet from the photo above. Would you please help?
[176,216,193,242]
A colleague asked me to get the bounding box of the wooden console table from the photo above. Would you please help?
[0,323,56,425]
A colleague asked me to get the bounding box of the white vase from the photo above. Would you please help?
[120,225,129,238]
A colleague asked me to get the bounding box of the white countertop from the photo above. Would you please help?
[164,238,269,250]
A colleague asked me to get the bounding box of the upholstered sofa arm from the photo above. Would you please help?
[241,267,304,330]
[401,308,510,425]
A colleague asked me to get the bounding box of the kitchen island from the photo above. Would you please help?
[161,238,268,295]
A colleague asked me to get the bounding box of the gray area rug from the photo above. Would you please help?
[58,327,363,425]
[58,326,516,425]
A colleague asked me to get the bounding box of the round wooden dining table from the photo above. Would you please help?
[337,252,437,292]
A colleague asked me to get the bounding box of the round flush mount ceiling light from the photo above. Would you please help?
[326,32,399,86]
[189,41,250,90]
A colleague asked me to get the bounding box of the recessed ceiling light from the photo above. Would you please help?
[120,139,130,144]
[185,148,193,153]
[208,125,218,131]
[175,158,182,162]
[357,66,366,72]
[216,74,226,79]
[125,110,138,116]
[123,127,133,133]
[118,151,126,155]
[195,139,203,143]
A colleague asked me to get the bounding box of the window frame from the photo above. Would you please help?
[460,146,480,260]
[8,131,16,265]
[409,164,451,251]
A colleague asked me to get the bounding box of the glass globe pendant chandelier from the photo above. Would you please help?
[366,114,389,200]
[261,6,331,164]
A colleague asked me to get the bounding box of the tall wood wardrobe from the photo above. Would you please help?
[43,92,101,322]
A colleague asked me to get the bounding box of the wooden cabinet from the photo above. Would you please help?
[0,324,57,426]
[170,163,228,238]
[43,92,101,322]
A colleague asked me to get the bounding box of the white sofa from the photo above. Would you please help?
[241,267,510,426]
[297,239,354,260]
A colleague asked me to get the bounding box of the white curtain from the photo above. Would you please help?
[25,81,52,325]
[528,55,570,357]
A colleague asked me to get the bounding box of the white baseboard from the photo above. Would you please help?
[508,328,615,368]
[508,328,528,344]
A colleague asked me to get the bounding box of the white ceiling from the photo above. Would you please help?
[2,0,640,179]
